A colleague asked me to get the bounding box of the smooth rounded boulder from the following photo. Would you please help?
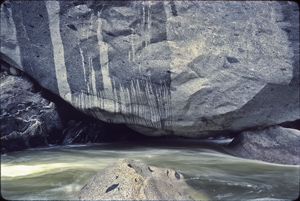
[227,126,300,165]
[1,1,299,137]
[78,158,196,200]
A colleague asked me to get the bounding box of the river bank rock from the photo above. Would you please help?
[78,158,194,200]
[0,72,63,153]
[227,126,300,165]
[1,1,299,137]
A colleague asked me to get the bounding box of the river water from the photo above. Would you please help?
[1,139,299,200]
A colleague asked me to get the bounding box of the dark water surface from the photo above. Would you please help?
[1,139,299,200]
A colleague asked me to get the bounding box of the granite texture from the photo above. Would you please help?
[1,1,299,137]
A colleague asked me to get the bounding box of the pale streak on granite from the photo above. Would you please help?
[45,1,72,103]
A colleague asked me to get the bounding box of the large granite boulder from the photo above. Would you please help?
[227,126,300,165]
[1,1,299,137]
[0,70,63,153]
[78,158,195,200]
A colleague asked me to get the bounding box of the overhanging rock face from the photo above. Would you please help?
[1,1,299,137]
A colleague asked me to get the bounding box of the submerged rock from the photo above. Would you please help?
[1,1,299,137]
[227,126,300,165]
[78,158,195,200]
[0,73,63,153]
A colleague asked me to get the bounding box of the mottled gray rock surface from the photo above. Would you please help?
[78,158,194,200]
[228,126,300,165]
[1,1,299,137]
[0,73,63,153]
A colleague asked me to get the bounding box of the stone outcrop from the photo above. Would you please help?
[1,1,299,137]
[227,126,300,165]
[78,158,195,200]
[0,71,63,153]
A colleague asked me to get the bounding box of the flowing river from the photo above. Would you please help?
[1,139,299,200]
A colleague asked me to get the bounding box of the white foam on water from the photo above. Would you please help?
[1,163,70,177]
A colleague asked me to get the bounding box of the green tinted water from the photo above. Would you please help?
[1,139,299,200]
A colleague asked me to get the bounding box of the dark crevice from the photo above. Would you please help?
[105,184,119,193]
[148,167,153,172]
[174,172,180,180]
[279,119,300,130]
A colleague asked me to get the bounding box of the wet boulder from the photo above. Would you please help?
[78,158,194,200]
[1,1,299,137]
[227,126,300,165]
[0,73,63,153]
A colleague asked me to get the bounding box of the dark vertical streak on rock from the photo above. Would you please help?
[170,1,178,16]
[144,5,149,32]
[58,1,88,96]
[277,2,299,85]
[10,1,59,95]
[92,55,104,92]
[150,1,167,44]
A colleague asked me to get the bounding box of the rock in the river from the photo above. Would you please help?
[0,73,63,153]
[78,158,194,200]
[227,126,300,165]
[1,1,299,137]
